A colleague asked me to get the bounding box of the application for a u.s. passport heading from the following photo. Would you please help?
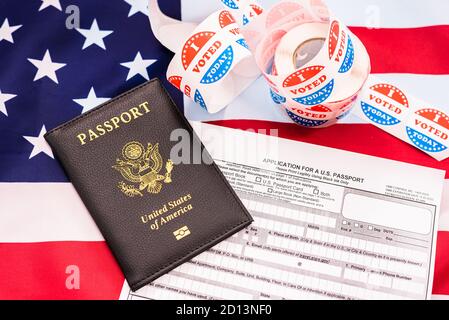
[120,123,445,300]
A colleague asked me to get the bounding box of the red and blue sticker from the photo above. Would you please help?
[200,45,234,84]
[406,109,449,153]
[328,21,354,74]
[338,35,354,73]
[283,66,334,106]
[182,32,216,71]
[286,109,329,127]
[361,84,409,126]
[293,79,334,105]
[286,105,332,127]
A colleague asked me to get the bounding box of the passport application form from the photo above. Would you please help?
[120,123,445,300]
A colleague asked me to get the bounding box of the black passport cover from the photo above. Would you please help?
[45,79,253,291]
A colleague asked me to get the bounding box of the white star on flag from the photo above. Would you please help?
[76,19,114,50]
[120,52,156,81]
[39,0,62,11]
[0,18,22,43]
[73,87,110,113]
[23,125,54,159]
[0,89,17,116]
[124,0,149,17]
[28,49,66,84]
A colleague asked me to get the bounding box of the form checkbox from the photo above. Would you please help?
[255,176,261,182]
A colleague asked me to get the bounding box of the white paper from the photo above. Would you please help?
[119,123,444,300]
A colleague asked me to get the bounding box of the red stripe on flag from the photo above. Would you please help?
[0,242,123,300]
[0,233,448,298]
[208,121,449,178]
[350,26,449,74]
[434,231,449,295]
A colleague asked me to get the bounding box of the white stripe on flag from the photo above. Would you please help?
[182,0,449,28]
[184,74,449,123]
[0,183,103,242]
[1,181,448,242]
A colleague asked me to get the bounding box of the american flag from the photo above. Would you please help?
[0,0,448,299]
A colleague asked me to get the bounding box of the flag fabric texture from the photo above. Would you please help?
[0,0,448,299]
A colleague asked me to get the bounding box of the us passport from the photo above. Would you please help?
[45,79,253,291]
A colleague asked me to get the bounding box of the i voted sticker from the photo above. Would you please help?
[283,65,325,90]
[338,35,354,73]
[288,104,332,120]
[361,84,409,126]
[283,66,334,105]
[182,32,216,71]
[286,109,329,127]
[406,108,449,153]
[328,21,354,74]
[361,102,400,126]
[200,45,234,84]
[293,79,334,105]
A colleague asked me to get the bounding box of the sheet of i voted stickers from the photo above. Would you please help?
[119,123,445,300]
[352,76,449,161]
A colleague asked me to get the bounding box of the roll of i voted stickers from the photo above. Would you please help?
[283,93,357,127]
[277,18,369,112]
[149,0,260,113]
[243,0,370,128]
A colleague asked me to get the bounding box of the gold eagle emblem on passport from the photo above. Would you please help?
[113,141,174,197]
